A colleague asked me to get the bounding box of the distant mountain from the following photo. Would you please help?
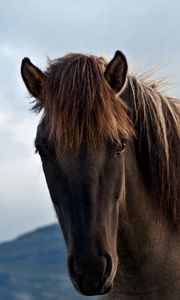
[0,224,96,300]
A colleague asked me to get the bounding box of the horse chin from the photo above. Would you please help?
[74,281,113,296]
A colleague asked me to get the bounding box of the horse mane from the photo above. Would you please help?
[33,53,133,153]
[124,74,180,226]
[32,52,180,226]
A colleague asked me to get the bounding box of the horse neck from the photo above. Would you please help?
[101,143,180,300]
[120,142,169,257]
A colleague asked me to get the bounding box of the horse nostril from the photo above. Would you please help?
[102,253,113,282]
[67,253,113,295]
[68,253,113,282]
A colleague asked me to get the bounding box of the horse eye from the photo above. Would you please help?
[114,141,126,157]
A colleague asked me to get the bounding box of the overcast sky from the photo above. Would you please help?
[0,0,180,242]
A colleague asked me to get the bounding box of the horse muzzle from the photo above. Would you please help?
[67,252,114,296]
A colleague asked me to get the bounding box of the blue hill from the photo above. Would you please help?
[0,224,96,300]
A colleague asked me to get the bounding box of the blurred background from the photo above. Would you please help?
[0,0,180,299]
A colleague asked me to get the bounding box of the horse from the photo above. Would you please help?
[21,51,180,300]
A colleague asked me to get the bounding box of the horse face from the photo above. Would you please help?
[35,126,126,296]
[21,50,129,296]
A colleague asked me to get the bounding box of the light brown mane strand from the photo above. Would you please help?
[124,74,180,226]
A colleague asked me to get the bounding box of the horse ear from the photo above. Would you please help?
[21,58,45,99]
[104,50,128,93]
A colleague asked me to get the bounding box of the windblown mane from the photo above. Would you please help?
[33,53,180,225]
[34,53,133,154]
[123,75,180,226]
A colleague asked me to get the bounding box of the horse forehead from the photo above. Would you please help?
[36,119,107,169]
[60,148,105,172]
